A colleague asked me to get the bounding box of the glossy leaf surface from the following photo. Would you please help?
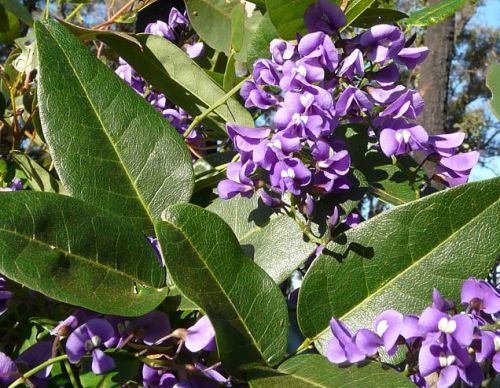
[405,0,466,27]
[102,33,254,136]
[297,177,500,353]
[248,354,413,387]
[36,20,193,232]
[156,203,288,374]
[208,196,315,284]
[0,192,167,316]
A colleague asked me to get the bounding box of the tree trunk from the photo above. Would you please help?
[418,0,456,136]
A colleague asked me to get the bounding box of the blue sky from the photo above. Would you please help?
[467,0,500,181]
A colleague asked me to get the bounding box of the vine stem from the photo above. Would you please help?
[64,3,84,22]
[183,75,252,139]
[8,355,69,388]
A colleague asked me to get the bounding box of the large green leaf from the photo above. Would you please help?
[0,5,19,43]
[155,203,288,375]
[487,62,500,120]
[185,0,263,62]
[0,0,33,26]
[208,196,315,284]
[248,354,413,387]
[35,20,194,233]
[247,13,279,68]
[342,0,377,30]
[101,33,254,136]
[265,0,314,39]
[297,177,500,353]
[0,191,168,316]
[405,0,466,27]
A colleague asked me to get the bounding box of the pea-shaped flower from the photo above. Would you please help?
[66,318,116,374]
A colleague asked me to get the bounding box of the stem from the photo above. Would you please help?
[62,359,79,388]
[44,0,50,19]
[183,75,251,139]
[8,355,69,388]
[64,3,84,22]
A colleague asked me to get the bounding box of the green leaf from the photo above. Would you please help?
[101,33,254,137]
[0,6,19,43]
[247,13,279,68]
[231,4,246,53]
[487,62,500,120]
[265,0,314,39]
[0,191,168,316]
[248,354,413,387]
[155,203,288,375]
[79,351,140,387]
[11,151,67,194]
[342,0,377,30]
[405,0,466,27]
[350,8,408,28]
[0,0,33,26]
[185,0,263,62]
[35,20,194,233]
[208,196,315,284]
[223,53,236,92]
[297,177,500,353]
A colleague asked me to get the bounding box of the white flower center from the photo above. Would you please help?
[272,139,282,149]
[292,113,308,125]
[91,335,102,347]
[376,320,389,337]
[494,336,500,352]
[297,65,307,77]
[317,160,330,169]
[281,168,295,179]
[438,352,455,368]
[438,317,456,334]
[395,130,412,144]
[300,93,314,107]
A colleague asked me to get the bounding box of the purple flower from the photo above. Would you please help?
[143,364,178,388]
[379,89,424,120]
[379,123,429,157]
[304,0,347,34]
[269,39,297,65]
[335,86,373,116]
[326,318,366,363]
[145,20,175,41]
[0,178,23,192]
[186,41,204,58]
[15,341,53,383]
[51,308,99,337]
[474,331,500,372]
[0,352,17,385]
[418,340,482,388]
[227,123,271,161]
[253,59,282,87]
[240,81,278,109]
[66,318,116,374]
[269,158,312,195]
[168,8,189,30]
[0,277,12,316]
[368,85,405,105]
[312,140,351,178]
[359,24,405,63]
[426,132,465,157]
[217,160,257,200]
[185,315,216,353]
[298,32,339,72]
[147,236,165,266]
[280,59,324,91]
[461,277,500,315]
[395,47,429,69]
[418,307,474,347]
[253,132,301,170]
[434,151,479,187]
[370,63,399,86]
[110,311,171,346]
[432,288,455,312]
[337,49,364,79]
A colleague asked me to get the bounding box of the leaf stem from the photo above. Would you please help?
[64,3,84,22]
[183,75,251,139]
[8,355,69,388]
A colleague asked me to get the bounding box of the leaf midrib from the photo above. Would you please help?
[408,0,463,23]
[0,226,142,284]
[310,192,499,342]
[41,24,153,227]
[162,219,267,363]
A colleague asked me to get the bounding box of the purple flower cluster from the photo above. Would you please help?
[326,277,500,388]
[116,8,205,149]
[218,0,478,216]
